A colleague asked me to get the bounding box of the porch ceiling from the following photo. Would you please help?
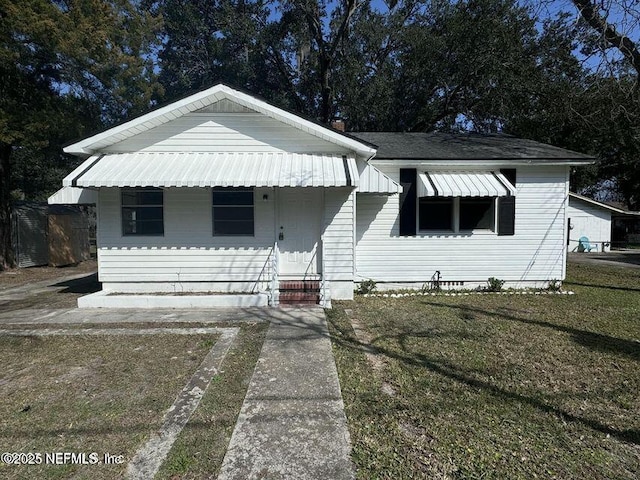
[63,152,359,188]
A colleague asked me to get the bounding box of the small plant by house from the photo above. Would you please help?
[547,279,562,292]
[485,277,505,292]
[356,279,377,295]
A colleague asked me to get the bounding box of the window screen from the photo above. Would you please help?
[460,197,494,231]
[419,198,454,230]
[122,188,164,236]
[212,187,254,236]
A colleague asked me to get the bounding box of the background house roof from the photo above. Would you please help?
[351,132,594,162]
[569,192,640,216]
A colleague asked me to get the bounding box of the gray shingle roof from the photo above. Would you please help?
[350,132,594,160]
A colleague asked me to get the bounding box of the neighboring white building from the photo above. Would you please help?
[50,84,593,306]
[567,192,636,253]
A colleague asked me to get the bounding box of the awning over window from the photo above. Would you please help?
[63,152,359,188]
[417,171,516,197]
[48,186,98,205]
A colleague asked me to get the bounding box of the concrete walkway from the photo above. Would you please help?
[218,308,355,480]
[0,307,276,325]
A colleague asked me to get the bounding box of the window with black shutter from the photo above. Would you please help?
[497,168,516,236]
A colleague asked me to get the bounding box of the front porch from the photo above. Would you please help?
[75,184,356,308]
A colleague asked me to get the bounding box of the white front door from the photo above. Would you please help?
[277,188,322,276]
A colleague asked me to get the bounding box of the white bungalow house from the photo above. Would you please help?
[50,84,593,307]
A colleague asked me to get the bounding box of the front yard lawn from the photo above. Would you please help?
[0,323,267,480]
[328,261,640,479]
[0,332,213,479]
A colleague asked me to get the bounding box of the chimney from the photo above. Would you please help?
[331,118,345,132]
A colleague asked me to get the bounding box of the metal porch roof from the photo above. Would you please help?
[48,186,98,204]
[357,162,402,194]
[417,171,516,197]
[63,152,360,188]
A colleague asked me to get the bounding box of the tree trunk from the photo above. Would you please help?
[319,57,332,124]
[0,142,14,270]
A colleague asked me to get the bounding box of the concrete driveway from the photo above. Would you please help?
[569,250,640,269]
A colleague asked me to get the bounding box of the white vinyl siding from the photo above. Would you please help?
[97,187,275,284]
[105,113,347,154]
[323,188,355,281]
[356,165,570,285]
[567,198,611,252]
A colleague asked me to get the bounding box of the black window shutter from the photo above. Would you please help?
[498,196,516,236]
[498,168,516,236]
[399,168,417,236]
[500,168,517,187]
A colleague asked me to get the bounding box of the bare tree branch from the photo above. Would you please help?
[572,0,640,75]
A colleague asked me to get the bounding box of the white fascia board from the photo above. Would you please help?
[63,83,376,158]
[370,158,594,167]
[48,186,98,205]
[63,85,228,154]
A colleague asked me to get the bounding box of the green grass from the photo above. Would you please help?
[0,333,216,480]
[328,261,640,479]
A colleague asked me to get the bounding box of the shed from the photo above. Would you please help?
[10,203,93,267]
[11,203,49,267]
[567,193,639,252]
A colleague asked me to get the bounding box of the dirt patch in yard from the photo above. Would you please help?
[0,273,101,312]
[569,251,640,269]
[0,260,97,289]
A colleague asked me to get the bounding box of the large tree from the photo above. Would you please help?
[570,0,640,208]
[0,0,161,269]
[520,0,640,206]
[152,0,381,121]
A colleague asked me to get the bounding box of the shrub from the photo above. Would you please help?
[356,279,377,295]
[485,277,505,292]
[547,279,562,292]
